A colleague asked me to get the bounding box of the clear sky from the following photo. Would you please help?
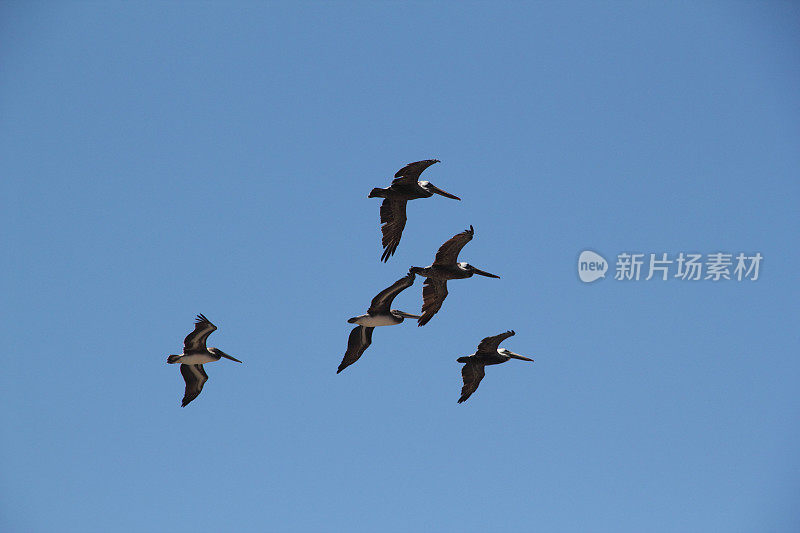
[2,2,799,532]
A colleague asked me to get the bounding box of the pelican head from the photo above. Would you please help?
[420,180,461,200]
[391,310,422,321]
[462,263,500,278]
[209,347,243,363]
[501,348,533,362]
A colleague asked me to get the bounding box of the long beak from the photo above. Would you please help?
[508,352,534,362]
[428,184,461,200]
[472,266,500,279]
[219,351,243,363]
[397,311,423,319]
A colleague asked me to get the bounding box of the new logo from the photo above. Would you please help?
[578,250,608,283]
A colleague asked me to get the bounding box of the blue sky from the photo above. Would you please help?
[2,2,799,531]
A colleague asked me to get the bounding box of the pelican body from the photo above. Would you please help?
[339,272,420,373]
[167,314,242,407]
[457,330,533,403]
[409,261,498,282]
[348,312,410,327]
[409,225,500,326]
[369,159,461,262]
[368,159,458,201]
[369,178,457,201]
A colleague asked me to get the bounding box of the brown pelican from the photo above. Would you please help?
[409,225,500,326]
[167,314,242,407]
[368,159,461,262]
[338,272,421,373]
[457,330,533,403]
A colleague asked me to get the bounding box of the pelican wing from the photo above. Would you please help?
[418,279,448,326]
[183,314,217,352]
[392,159,439,184]
[337,326,374,373]
[368,272,415,314]
[433,225,474,266]
[458,361,486,403]
[477,330,516,354]
[379,199,408,262]
[179,364,208,407]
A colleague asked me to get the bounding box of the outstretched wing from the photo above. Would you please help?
[477,330,516,354]
[433,225,474,266]
[458,361,486,403]
[337,326,375,374]
[184,314,217,352]
[179,364,208,407]
[368,272,415,314]
[418,279,448,326]
[379,199,408,262]
[391,159,440,184]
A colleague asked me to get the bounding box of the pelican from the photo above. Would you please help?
[457,330,533,403]
[166,314,242,407]
[409,225,499,326]
[368,159,461,262]
[338,272,421,373]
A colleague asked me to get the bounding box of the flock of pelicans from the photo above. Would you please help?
[167,160,534,406]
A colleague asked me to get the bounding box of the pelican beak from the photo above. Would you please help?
[219,351,243,363]
[508,352,534,362]
[397,311,423,319]
[472,266,500,278]
[428,184,461,200]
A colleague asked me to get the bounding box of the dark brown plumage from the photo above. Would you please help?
[393,159,440,180]
[457,330,533,403]
[433,225,475,266]
[337,273,420,373]
[167,314,242,407]
[459,362,486,404]
[179,364,208,407]
[338,325,375,374]
[410,226,500,326]
[420,278,449,326]
[368,159,460,262]
[183,313,217,353]
[379,199,407,262]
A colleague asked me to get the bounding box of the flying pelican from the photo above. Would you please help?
[368,159,461,262]
[167,314,242,407]
[338,272,421,373]
[457,330,533,403]
[409,225,499,326]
